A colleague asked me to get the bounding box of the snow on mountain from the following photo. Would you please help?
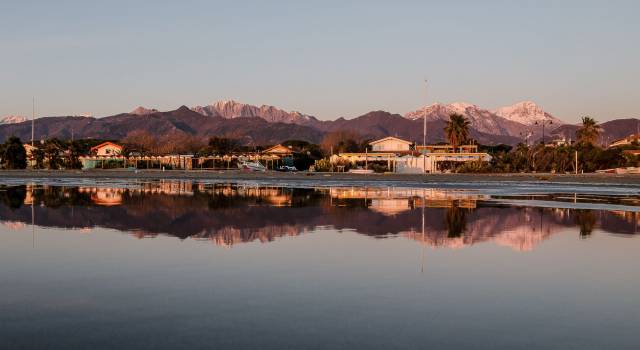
[0,115,28,124]
[404,102,526,137]
[493,101,564,126]
[130,106,159,115]
[191,100,319,126]
[405,101,566,138]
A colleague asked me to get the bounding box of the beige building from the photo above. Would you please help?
[23,144,38,167]
[369,136,414,152]
[90,141,123,156]
[609,134,639,148]
[263,144,293,156]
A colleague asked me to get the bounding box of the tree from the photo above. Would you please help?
[444,113,470,151]
[320,131,363,154]
[65,141,83,169]
[1,136,27,169]
[576,116,601,146]
[33,148,46,169]
[44,142,63,169]
[207,137,240,155]
[282,140,324,170]
[122,130,158,155]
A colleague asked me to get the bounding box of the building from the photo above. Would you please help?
[609,134,639,148]
[90,141,123,156]
[548,137,571,147]
[416,144,479,153]
[262,144,293,156]
[23,144,38,167]
[369,136,414,152]
[329,137,491,173]
[623,149,640,157]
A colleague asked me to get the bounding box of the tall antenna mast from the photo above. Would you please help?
[423,79,428,174]
[31,97,35,147]
[423,79,428,148]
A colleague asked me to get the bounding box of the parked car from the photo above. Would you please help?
[277,165,298,172]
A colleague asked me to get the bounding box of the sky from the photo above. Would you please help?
[1,0,639,123]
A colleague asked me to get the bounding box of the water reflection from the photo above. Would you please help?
[0,182,638,250]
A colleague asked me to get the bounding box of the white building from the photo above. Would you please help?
[329,137,492,173]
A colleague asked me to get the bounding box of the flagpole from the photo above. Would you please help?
[32,97,35,147]
[423,79,428,174]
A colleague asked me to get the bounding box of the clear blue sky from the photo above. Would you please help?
[1,0,638,123]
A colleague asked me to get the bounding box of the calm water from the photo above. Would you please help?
[0,180,638,349]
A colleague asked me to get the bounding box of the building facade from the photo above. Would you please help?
[90,142,123,156]
[369,137,414,152]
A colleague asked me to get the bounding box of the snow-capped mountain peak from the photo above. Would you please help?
[0,115,28,124]
[130,106,159,115]
[493,101,563,126]
[191,100,319,126]
[448,102,477,113]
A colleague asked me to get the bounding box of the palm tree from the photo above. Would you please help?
[576,116,601,146]
[444,113,470,151]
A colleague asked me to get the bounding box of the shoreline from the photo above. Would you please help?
[0,169,638,186]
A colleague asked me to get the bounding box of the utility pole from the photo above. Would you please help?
[423,79,428,174]
[575,150,578,174]
[535,120,553,145]
[31,97,35,147]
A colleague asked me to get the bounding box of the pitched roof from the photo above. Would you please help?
[263,144,292,154]
[369,136,413,145]
[90,141,123,152]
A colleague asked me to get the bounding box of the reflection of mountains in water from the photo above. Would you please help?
[0,183,638,250]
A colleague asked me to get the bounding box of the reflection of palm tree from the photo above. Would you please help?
[445,204,467,238]
[574,209,596,238]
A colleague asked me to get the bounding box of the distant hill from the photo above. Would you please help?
[317,111,521,145]
[0,100,636,147]
[0,106,324,145]
[548,118,640,145]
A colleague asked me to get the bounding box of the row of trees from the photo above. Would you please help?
[0,137,109,170]
[450,115,639,173]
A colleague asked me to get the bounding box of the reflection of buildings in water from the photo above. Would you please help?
[611,210,640,227]
[3,182,638,250]
[199,225,308,248]
[127,224,309,248]
[1,220,27,230]
[404,207,559,252]
[73,183,295,208]
[78,188,124,206]
[369,199,412,216]
[24,187,34,205]
[329,187,488,215]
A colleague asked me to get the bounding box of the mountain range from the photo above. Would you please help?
[0,100,636,146]
[0,115,28,125]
